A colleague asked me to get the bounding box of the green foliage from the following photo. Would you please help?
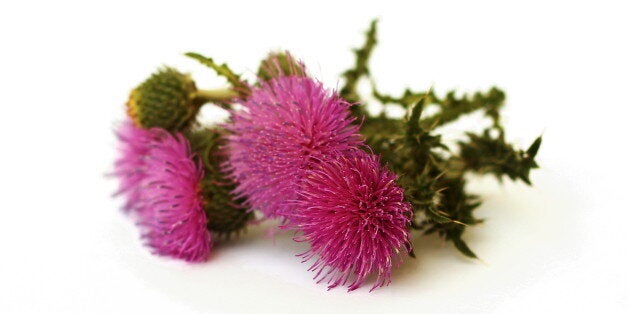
[127,67,199,131]
[372,87,505,129]
[340,19,378,116]
[418,175,483,259]
[186,128,254,239]
[457,130,542,185]
[421,88,505,129]
[343,20,542,258]
[185,52,249,94]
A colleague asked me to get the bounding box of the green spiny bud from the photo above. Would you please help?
[186,128,254,238]
[201,180,254,237]
[127,67,199,131]
[257,51,306,81]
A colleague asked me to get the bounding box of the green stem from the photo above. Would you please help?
[194,88,239,109]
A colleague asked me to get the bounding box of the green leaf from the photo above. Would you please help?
[425,208,453,224]
[406,97,425,136]
[452,236,478,259]
[340,19,378,116]
[419,87,506,129]
[185,52,248,93]
[456,129,542,185]
[527,136,543,158]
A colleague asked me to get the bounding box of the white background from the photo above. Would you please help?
[1,0,626,313]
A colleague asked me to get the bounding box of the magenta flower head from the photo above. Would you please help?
[290,149,412,292]
[113,120,211,262]
[113,120,162,211]
[139,131,212,262]
[224,62,362,218]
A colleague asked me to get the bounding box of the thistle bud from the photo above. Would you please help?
[186,129,254,238]
[127,67,199,131]
[257,51,306,81]
[201,180,254,237]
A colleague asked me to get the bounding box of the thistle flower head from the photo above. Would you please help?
[290,149,412,292]
[138,131,212,262]
[224,72,362,218]
[127,67,199,131]
[113,120,162,211]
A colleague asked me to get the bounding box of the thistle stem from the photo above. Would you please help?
[194,88,239,109]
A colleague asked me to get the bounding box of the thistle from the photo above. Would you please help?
[112,18,543,292]
[113,120,162,211]
[126,67,200,131]
[127,67,238,131]
[223,67,362,219]
[290,149,412,291]
[139,130,212,262]
[219,54,412,290]
[116,62,250,260]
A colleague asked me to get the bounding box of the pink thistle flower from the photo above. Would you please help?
[113,120,162,211]
[113,120,211,262]
[290,149,412,292]
[139,131,212,262]
[224,73,362,218]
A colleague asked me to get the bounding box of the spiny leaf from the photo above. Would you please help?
[341,19,378,115]
[425,207,453,224]
[420,87,506,129]
[372,86,433,108]
[406,97,425,137]
[406,168,453,224]
[457,129,542,185]
[185,52,248,94]
[527,136,543,158]
[451,236,478,259]
[371,82,505,129]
